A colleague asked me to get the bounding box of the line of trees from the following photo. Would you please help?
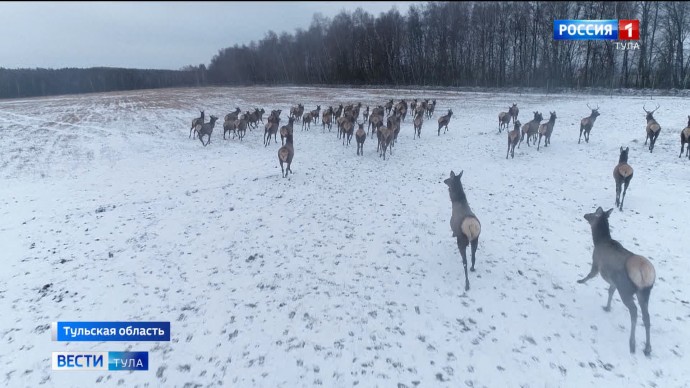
[207,1,690,90]
[0,65,207,99]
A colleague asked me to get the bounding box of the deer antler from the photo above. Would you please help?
[587,103,599,111]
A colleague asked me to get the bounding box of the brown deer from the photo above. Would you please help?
[280,117,295,146]
[413,111,424,139]
[310,105,321,124]
[498,108,511,133]
[277,132,294,178]
[444,170,481,292]
[196,115,218,147]
[537,111,557,150]
[341,115,355,146]
[385,99,394,116]
[302,112,312,131]
[223,116,237,140]
[579,104,600,144]
[356,122,366,156]
[235,116,247,141]
[322,107,333,133]
[264,117,281,147]
[437,109,453,136]
[368,113,384,137]
[426,99,436,119]
[362,106,370,123]
[377,125,394,160]
[190,110,204,139]
[613,147,633,211]
[506,120,521,159]
[680,115,690,159]
[643,104,661,153]
[225,108,241,123]
[509,103,519,124]
[519,111,543,148]
[577,207,655,356]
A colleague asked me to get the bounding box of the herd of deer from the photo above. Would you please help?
[185,96,690,358]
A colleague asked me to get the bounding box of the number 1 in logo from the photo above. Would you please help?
[619,20,640,40]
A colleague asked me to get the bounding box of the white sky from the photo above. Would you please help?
[0,1,421,70]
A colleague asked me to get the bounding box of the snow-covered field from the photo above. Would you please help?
[1,86,689,388]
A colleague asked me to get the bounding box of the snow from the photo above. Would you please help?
[1,86,689,387]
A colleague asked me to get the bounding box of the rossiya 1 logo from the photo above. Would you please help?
[553,19,640,49]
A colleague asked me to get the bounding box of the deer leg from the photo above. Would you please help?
[620,177,631,210]
[537,134,542,150]
[615,181,622,207]
[680,142,685,158]
[457,236,470,291]
[578,127,583,144]
[506,139,511,159]
[619,289,638,354]
[637,287,652,356]
[644,133,649,145]
[603,284,616,311]
[577,261,599,284]
[470,237,478,271]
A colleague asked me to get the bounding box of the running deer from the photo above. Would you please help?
[506,120,521,159]
[577,206,655,356]
[643,104,661,153]
[377,125,394,160]
[385,99,394,116]
[223,116,237,140]
[302,112,312,131]
[280,117,295,146]
[197,115,218,147]
[235,116,247,141]
[519,111,543,148]
[362,106,370,123]
[190,110,205,139]
[356,122,366,156]
[579,104,600,144]
[426,99,436,119]
[322,107,333,133]
[537,111,557,150]
[368,112,384,136]
[310,105,321,124]
[264,117,280,147]
[680,115,690,159]
[341,115,355,146]
[509,103,519,124]
[277,133,294,178]
[225,108,241,123]
[613,147,634,211]
[413,111,424,139]
[437,109,453,136]
[498,108,511,133]
[444,170,481,292]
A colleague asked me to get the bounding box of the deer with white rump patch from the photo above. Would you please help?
[537,111,557,150]
[498,107,512,133]
[613,147,633,211]
[643,103,661,153]
[190,110,204,139]
[577,206,655,356]
[197,115,218,147]
[445,170,481,292]
[506,120,521,159]
[355,122,366,156]
[437,109,453,136]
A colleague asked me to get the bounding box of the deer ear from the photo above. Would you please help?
[596,206,604,214]
[620,146,624,152]
[458,170,463,179]
[626,147,629,152]
[605,208,614,217]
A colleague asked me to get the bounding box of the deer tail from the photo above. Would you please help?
[461,217,481,241]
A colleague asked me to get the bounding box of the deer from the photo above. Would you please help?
[368,113,384,137]
[437,109,453,136]
[197,115,218,147]
[302,112,312,131]
[643,104,661,153]
[508,103,519,124]
[537,111,557,150]
[613,147,634,211]
[264,117,280,147]
[235,116,247,141]
[377,125,394,160]
[387,112,402,147]
[413,111,424,139]
[444,170,481,292]
[280,117,295,146]
[385,99,394,116]
[579,104,600,144]
[410,99,418,116]
[223,116,237,140]
[519,111,543,148]
[506,120,521,159]
[362,106,370,123]
[256,108,266,124]
[577,206,656,356]
[356,122,366,156]
[290,104,304,121]
[426,99,436,119]
[680,115,690,159]
[190,110,204,139]
[277,132,294,178]
[310,105,321,124]
[322,107,333,133]
[341,115,355,146]
[334,104,344,120]
[498,108,512,133]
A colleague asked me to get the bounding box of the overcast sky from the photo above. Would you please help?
[0,1,420,70]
